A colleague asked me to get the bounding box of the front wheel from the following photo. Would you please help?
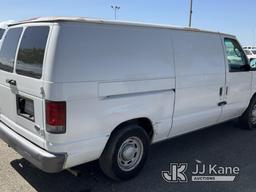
[240,96,256,130]
[99,124,150,181]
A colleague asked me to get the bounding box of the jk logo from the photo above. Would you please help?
[162,163,188,183]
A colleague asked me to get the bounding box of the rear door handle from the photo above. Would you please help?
[6,79,16,86]
[218,101,227,107]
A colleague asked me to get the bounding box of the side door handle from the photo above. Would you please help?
[219,87,223,96]
[6,79,16,86]
[225,86,229,95]
[218,101,227,107]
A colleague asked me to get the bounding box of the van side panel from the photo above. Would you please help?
[44,23,175,167]
[170,30,226,137]
[47,22,175,82]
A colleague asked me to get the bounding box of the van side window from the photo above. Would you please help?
[224,38,249,72]
[0,28,22,72]
[16,26,49,79]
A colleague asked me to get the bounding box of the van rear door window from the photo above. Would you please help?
[16,26,49,79]
[0,28,22,72]
[0,28,5,40]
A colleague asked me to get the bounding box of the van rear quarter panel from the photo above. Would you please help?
[43,22,175,166]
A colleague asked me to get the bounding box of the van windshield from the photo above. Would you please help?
[16,26,49,79]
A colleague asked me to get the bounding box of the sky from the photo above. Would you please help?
[0,0,255,45]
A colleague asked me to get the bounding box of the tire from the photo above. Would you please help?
[240,96,256,130]
[99,124,150,181]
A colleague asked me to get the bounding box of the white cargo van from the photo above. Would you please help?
[0,17,255,180]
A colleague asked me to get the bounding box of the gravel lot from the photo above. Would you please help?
[1,120,256,192]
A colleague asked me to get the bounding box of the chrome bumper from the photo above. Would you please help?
[0,121,67,173]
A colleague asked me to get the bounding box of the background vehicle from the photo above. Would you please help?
[243,46,256,50]
[0,17,255,181]
[243,49,256,61]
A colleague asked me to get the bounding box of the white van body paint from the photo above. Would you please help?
[0,17,254,171]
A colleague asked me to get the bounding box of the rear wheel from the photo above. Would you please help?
[99,124,150,181]
[240,96,256,130]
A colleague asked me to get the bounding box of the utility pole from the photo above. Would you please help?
[111,5,120,20]
[189,0,193,27]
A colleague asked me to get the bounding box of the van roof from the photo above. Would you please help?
[9,16,234,37]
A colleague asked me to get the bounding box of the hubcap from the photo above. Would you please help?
[117,137,144,172]
[251,105,256,125]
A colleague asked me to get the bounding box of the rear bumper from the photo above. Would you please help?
[0,121,67,173]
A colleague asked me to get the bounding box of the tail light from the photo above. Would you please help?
[46,101,66,134]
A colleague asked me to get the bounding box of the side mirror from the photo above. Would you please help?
[250,58,256,70]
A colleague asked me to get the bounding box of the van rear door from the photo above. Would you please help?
[0,25,50,148]
[0,28,22,132]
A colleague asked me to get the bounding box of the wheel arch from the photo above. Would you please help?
[110,117,154,143]
[241,92,256,116]
[249,92,256,106]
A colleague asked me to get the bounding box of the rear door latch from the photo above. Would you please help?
[6,79,17,86]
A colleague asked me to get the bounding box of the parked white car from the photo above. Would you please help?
[243,49,256,61]
[0,17,255,181]
[243,46,256,50]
